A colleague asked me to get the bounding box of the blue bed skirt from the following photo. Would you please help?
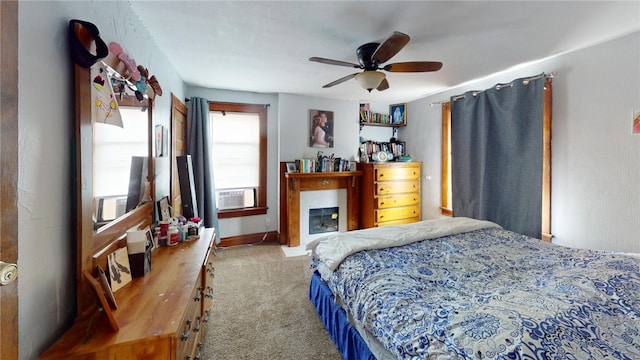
[308,271,376,360]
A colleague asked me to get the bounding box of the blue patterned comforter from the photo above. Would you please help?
[311,226,640,359]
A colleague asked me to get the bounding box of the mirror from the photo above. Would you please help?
[81,56,156,250]
[72,27,159,315]
[93,103,151,230]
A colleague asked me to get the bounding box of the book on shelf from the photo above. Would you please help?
[359,140,406,160]
[295,158,353,173]
[359,110,390,125]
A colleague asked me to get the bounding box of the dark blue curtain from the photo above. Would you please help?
[450,74,545,238]
[187,97,220,244]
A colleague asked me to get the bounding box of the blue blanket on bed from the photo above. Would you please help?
[312,227,640,359]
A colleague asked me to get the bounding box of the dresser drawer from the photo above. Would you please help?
[376,180,419,195]
[176,273,204,360]
[376,205,420,223]
[201,244,216,336]
[376,217,420,227]
[375,166,420,181]
[376,193,419,209]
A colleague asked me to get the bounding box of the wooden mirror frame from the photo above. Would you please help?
[74,64,155,315]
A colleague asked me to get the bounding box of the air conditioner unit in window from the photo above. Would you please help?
[216,188,256,210]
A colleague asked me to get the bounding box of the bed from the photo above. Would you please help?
[306,217,640,359]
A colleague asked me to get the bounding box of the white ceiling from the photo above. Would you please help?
[129,1,640,104]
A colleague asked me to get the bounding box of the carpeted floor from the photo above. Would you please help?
[201,241,342,359]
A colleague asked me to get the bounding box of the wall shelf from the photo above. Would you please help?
[359,121,406,131]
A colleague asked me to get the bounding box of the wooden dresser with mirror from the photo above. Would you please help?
[40,29,215,360]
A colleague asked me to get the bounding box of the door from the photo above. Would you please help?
[170,94,188,215]
[0,1,20,359]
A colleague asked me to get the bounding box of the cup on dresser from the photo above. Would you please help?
[159,220,170,237]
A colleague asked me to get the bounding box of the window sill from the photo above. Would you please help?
[218,206,268,219]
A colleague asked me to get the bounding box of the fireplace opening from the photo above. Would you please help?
[309,207,339,235]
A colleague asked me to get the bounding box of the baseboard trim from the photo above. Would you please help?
[219,231,280,247]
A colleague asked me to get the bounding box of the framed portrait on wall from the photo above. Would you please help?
[389,103,407,126]
[309,109,334,148]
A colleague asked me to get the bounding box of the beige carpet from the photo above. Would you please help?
[201,242,342,359]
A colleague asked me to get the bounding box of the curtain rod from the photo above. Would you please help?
[184,98,271,109]
[429,72,556,107]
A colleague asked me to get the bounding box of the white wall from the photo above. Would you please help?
[18,2,185,359]
[279,94,362,162]
[405,32,640,252]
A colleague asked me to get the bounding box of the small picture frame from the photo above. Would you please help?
[389,103,407,126]
[97,266,118,309]
[155,125,163,156]
[286,162,297,173]
[162,126,169,157]
[145,227,156,250]
[107,247,132,292]
[83,270,119,331]
[157,196,171,221]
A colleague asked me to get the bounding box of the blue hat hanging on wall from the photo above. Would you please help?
[68,19,109,68]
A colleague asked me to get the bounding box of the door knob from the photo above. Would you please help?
[0,261,18,285]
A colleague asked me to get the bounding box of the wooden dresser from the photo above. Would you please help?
[359,162,421,228]
[39,228,216,360]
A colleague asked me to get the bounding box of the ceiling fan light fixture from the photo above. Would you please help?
[355,71,385,92]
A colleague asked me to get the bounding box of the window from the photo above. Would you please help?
[94,107,148,198]
[440,101,452,216]
[209,102,267,218]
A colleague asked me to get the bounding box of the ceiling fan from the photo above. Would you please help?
[309,31,442,92]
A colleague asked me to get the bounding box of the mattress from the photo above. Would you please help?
[308,217,640,359]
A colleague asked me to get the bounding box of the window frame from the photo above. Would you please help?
[209,101,268,219]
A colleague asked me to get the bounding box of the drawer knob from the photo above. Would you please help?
[194,316,202,333]
[182,320,192,341]
[181,331,190,341]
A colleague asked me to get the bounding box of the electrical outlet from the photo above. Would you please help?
[265,217,271,228]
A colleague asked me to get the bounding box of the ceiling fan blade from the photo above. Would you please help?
[376,78,389,91]
[322,73,359,88]
[383,61,443,73]
[372,31,410,64]
[309,57,361,68]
